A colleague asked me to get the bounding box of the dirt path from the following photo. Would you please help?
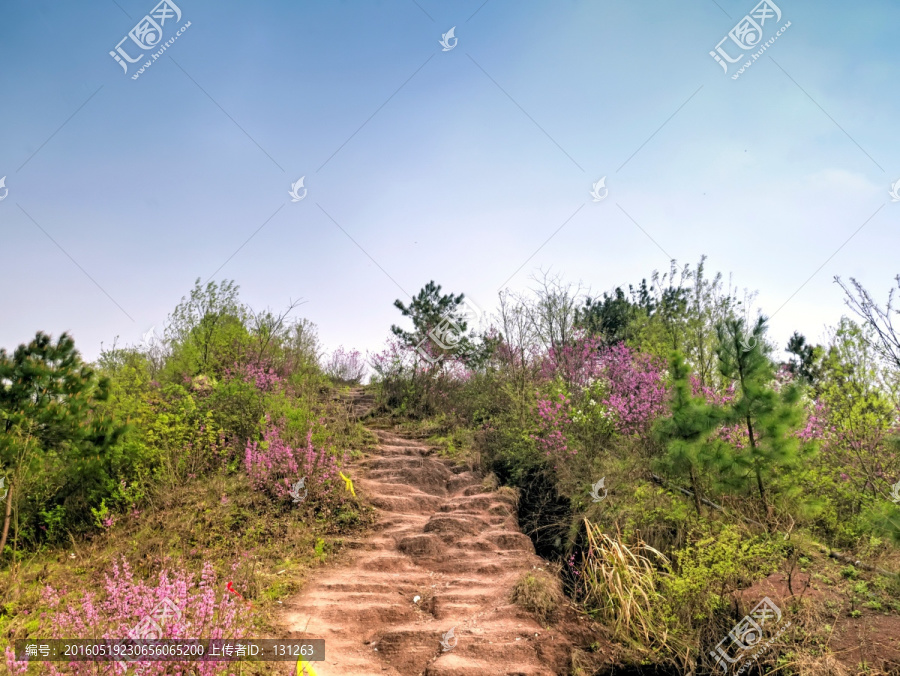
[281,394,572,675]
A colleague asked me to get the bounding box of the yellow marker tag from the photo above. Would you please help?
[339,471,356,497]
[297,657,319,676]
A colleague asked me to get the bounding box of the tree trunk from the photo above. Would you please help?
[744,415,770,526]
[689,465,703,515]
[0,481,13,558]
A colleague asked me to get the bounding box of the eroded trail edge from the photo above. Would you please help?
[281,420,571,675]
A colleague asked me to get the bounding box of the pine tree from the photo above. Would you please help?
[391,281,496,366]
[0,332,125,555]
[653,351,725,514]
[714,317,814,528]
[391,281,466,348]
[785,331,823,385]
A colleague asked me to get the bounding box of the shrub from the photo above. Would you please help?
[34,557,244,675]
[243,417,341,504]
[597,343,669,437]
[532,393,574,460]
[324,346,366,384]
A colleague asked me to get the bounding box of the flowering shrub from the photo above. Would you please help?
[243,417,341,503]
[532,342,668,456]
[569,391,617,441]
[5,645,28,675]
[597,344,669,436]
[324,346,366,384]
[796,399,829,443]
[240,362,283,391]
[532,393,574,458]
[33,558,242,675]
[540,334,603,392]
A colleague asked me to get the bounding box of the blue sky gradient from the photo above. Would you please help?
[1,0,897,362]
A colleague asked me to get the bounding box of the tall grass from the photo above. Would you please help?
[576,519,682,659]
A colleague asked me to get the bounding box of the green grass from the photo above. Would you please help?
[0,470,374,674]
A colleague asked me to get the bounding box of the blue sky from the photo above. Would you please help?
[1,0,897,363]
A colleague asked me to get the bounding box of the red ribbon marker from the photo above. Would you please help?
[227,581,253,610]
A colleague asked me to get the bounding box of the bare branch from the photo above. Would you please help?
[835,275,900,371]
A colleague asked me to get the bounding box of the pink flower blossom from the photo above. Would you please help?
[41,558,243,675]
[597,344,668,436]
[243,417,342,503]
[531,394,574,458]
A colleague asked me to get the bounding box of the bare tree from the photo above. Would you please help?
[285,318,322,376]
[526,270,585,356]
[835,275,900,371]
[497,290,541,425]
[249,299,307,365]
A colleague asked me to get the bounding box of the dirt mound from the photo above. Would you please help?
[280,428,573,675]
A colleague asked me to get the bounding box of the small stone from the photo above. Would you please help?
[413,595,421,604]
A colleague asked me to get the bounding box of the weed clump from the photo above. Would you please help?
[511,565,564,624]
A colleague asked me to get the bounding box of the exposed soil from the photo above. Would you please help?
[280,393,574,675]
[740,570,900,675]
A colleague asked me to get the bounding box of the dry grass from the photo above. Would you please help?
[511,564,564,624]
[481,472,500,492]
[578,518,673,651]
[496,485,520,504]
[790,654,852,676]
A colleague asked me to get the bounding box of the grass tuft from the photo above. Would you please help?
[511,565,564,624]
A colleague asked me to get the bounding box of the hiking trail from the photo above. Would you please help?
[280,389,572,675]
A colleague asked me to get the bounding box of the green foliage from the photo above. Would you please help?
[0,275,359,565]
[391,281,466,350]
[313,537,327,562]
[390,281,497,368]
[653,351,726,513]
[785,331,824,385]
[204,376,266,453]
[90,498,111,529]
[660,524,784,629]
[714,317,816,525]
[577,258,741,390]
[39,505,66,542]
[480,421,542,486]
[164,278,251,378]
[576,286,647,345]
[428,428,474,461]
[801,319,900,545]
[145,384,225,485]
[0,332,127,552]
